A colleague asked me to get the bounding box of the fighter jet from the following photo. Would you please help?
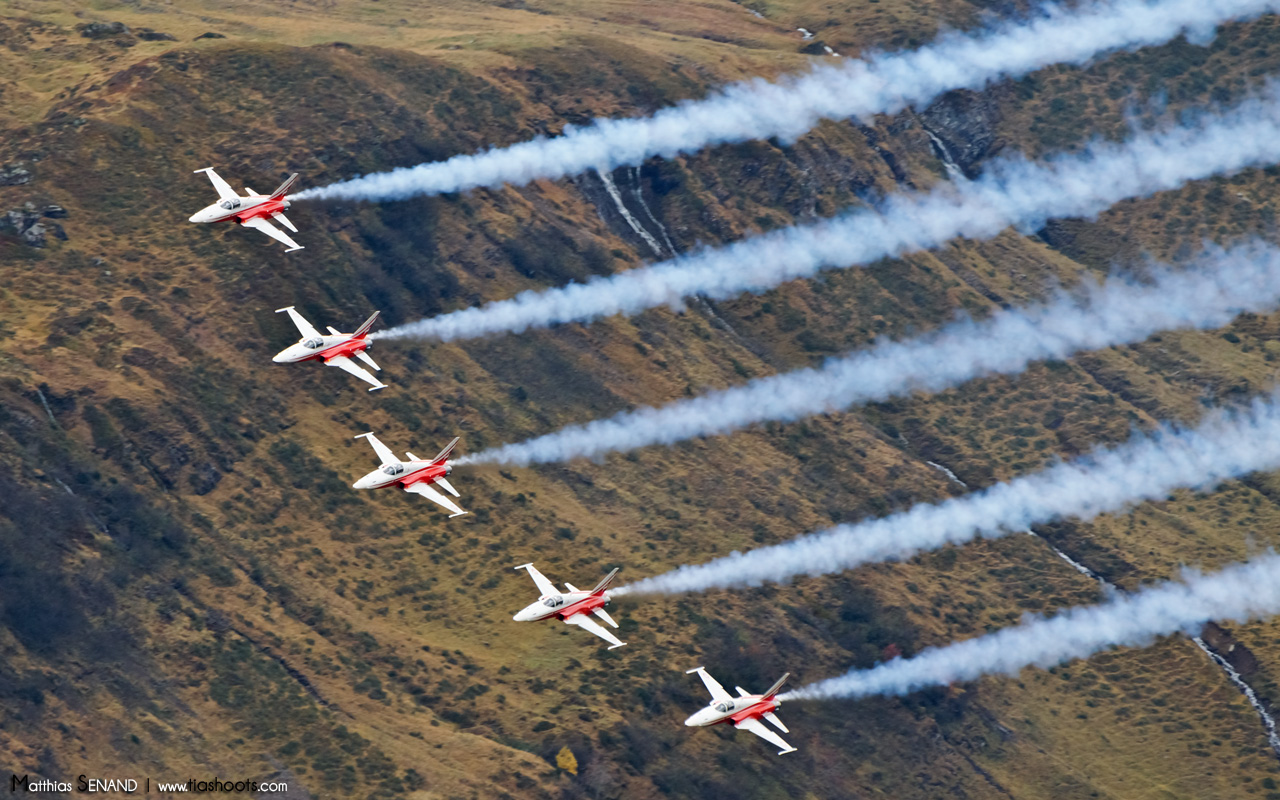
[188,167,304,252]
[352,433,467,517]
[273,306,386,391]
[512,564,625,649]
[683,667,796,755]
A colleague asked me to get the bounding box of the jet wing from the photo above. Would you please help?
[404,480,467,518]
[276,306,323,340]
[325,354,387,392]
[241,215,304,252]
[514,563,559,597]
[564,613,626,649]
[735,716,797,755]
[355,432,398,465]
[687,667,733,703]
[195,167,237,201]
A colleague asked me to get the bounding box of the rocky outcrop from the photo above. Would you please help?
[1,202,68,247]
[0,162,32,186]
[919,89,1003,177]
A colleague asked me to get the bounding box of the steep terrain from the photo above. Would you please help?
[6,2,1280,799]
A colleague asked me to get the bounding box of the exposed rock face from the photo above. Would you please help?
[136,28,177,42]
[0,162,32,186]
[78,21,130,38]
[918,89,1003,177]
[1,203,69,247]
[195,31,227,40]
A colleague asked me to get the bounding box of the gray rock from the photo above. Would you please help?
[194,31,226,40]
[918,89,1003,178]
[0,163,32,186]
[136,28,177,42]
[41,204,67,219]
[78,21,131,39]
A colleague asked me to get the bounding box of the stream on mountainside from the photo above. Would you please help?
[923,460,1280,759]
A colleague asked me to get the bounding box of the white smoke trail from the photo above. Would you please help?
[293,0,1280,204]
[458,241,1280,468]
[611,391,1280,597]
[781,553,1280,701]
[373,85,1280,343]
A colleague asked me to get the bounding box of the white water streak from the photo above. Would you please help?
[458,241,1280,468]
[293,0,1280,203]
[780,554,1280,700]
[613,390,1280,596]
[375,86,1280,343]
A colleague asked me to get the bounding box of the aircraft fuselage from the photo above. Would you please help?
[188,194,289,225]
[684,694,779,728]
[272,334,370,365]
[353,461,451,491]
[513,590,608,623]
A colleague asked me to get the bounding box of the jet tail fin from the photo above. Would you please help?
[429,436,460,465]
[352,310,381,339]
[269,172,300,200]
[590,567,620,596]
[761,672,790,700]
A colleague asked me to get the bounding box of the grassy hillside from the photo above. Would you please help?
[6,2,1280,799]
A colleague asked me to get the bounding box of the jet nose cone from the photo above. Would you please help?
[272,351,287,363]
[188,213,201,223]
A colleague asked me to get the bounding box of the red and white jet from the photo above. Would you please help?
[352,433,467,518]
[188,168,304,252]
[512,564,625,650]
[273,306,386,391]
[683,667,796,755]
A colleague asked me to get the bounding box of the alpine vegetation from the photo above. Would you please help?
[779,553,1280,701]
[293,0,1280,204]
[612,392,1280,597]
[375,85,1280,343]
[459,241,1280,468]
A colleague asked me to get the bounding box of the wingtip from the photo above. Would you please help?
[608,642,628,650]
[285,246,305,253]
[778,748,798,756]
[274,306,295,313]
[354,432,374,440]
[513,562,536,571]
[368,384,387,392]
[448,510,469,518]
[684,666,705,674]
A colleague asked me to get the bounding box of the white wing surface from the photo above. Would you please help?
[275,306,323,340]
[240,215,304,252]
[195,167,237,201]
[734,716,797,755]
[687,667,732,703]
[355,432,398,465]
[515,563,558,597]
[325,355,386,391]
[404,480,467,518]
[564,613,626,649]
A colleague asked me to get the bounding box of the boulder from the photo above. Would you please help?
[135,28,177,42]
[78,21,131,39]
[0,163,32,186]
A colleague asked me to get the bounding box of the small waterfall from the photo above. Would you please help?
[927,459,1280,757]
[923,127,964,179]
[927,460,967,488]
[1193,637,1280,759]
[628,166,677,255]
[597,167,666,257]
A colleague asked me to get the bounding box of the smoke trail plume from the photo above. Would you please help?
[294,0,1280,204]
[611,391,1280,597]
[374,85,1280,343]
[458,241,1280,468]
[781,553,1280,701]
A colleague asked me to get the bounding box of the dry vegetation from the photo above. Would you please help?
[4,2,1280,799]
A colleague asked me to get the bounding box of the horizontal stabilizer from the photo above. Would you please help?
[272,210,298,232]
[763,711,789,733]
[327,326,342,335]
[736,687,751,697]
[593,608,619,629]
[435,477,461,498]
[355,350,381,371]
[564,583,579,593]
